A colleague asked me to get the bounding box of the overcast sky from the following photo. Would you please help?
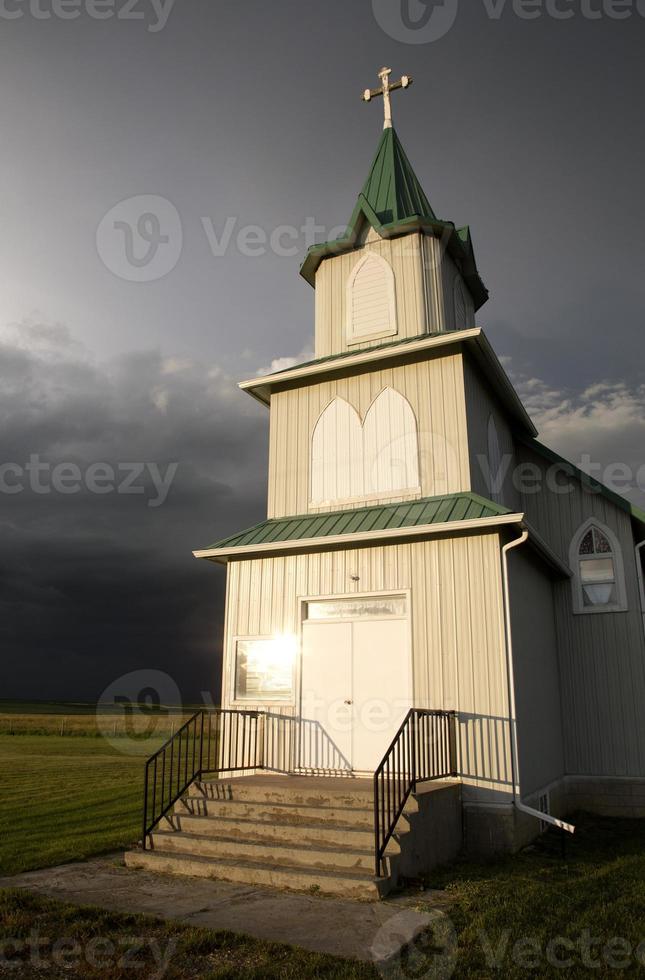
[1,0,644,702]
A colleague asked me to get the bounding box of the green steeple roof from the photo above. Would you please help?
[299,126,488,311]
[350,126,437,227]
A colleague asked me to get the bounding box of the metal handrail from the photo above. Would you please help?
[373,708,458,876]
[142,707,275,849]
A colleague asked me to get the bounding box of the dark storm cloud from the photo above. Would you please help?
[0,321,269,702]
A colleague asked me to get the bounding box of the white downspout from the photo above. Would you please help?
[636,541,645,643]
[502,528,575,835]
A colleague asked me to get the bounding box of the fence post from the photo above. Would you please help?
[142,761,149,850]
[410,711,417,791]
[448,712,459,777]
[257,712,266,770]
[198,711,205,778]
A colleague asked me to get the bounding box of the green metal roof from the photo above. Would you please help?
[518,436,645,528]
[351,126,437,227]
[199,492,512,555]
[299,127,488,311]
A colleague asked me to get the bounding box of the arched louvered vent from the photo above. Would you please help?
[347,253,397,344]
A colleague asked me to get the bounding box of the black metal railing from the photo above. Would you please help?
[142,708,290,849]
[373,708,458,876]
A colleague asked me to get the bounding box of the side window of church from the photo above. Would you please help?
[569,521,628,615]
[311,389,420,505]
[347,253,397,344]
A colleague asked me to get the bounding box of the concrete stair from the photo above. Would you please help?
[125,775,404,900]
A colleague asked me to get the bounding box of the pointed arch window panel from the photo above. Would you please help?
[311,398,363,505]
[570,520,628,615]
[363,388,420,497]
[310,389,420,506]
[346,252,397,345]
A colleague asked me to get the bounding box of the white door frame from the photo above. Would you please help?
[297,589,413,774]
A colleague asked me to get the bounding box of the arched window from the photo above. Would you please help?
[310,398,363,505]
[569,520,628,615]
[347,252,397,344]
[363,388,420,496]
[487,413,504,504]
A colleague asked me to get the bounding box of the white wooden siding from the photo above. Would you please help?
[453,277,467,331]
[267,353,471,519]
[517,442,645,778]
[508,548,565,796]
[462,354,522,512]
[222,532,511,802]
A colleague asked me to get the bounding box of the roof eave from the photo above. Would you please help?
[299,213,488,310]
[193,512,525,564]
[239,327,538,437]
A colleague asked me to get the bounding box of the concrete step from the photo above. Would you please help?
[149,829,380,873]
[191,777,375,808]
[124,848,389,900]
[170,812,395,852]
[175,796,379,830]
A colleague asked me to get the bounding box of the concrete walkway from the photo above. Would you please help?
[0,854,453,964]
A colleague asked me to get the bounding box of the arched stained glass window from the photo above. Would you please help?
[570,520,627,614]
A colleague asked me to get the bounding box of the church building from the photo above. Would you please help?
[130,72,645,897]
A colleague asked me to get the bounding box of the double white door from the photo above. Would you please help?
[300,611,411,773]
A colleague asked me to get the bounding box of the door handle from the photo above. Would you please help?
[344,700,353,705]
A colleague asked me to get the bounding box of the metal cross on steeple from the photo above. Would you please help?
[362,67,413,130]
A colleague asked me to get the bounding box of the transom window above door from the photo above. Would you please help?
[570,520,628,615]
[305,595,407,621]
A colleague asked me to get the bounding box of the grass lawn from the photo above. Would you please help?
[419,814,645,977]
[0,735,149,876]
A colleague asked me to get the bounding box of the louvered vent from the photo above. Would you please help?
[347,253,397,343]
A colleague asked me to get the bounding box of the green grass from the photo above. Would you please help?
[0,736,149,875]
[417,814,645,977]
[0,890,374,979]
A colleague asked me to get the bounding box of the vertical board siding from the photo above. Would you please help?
[222,533,511,802]
[267,353,471,519]
[462,354,522,512]
[518,443,645,778]
[314,233,427,359]
[508,549,565,796]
